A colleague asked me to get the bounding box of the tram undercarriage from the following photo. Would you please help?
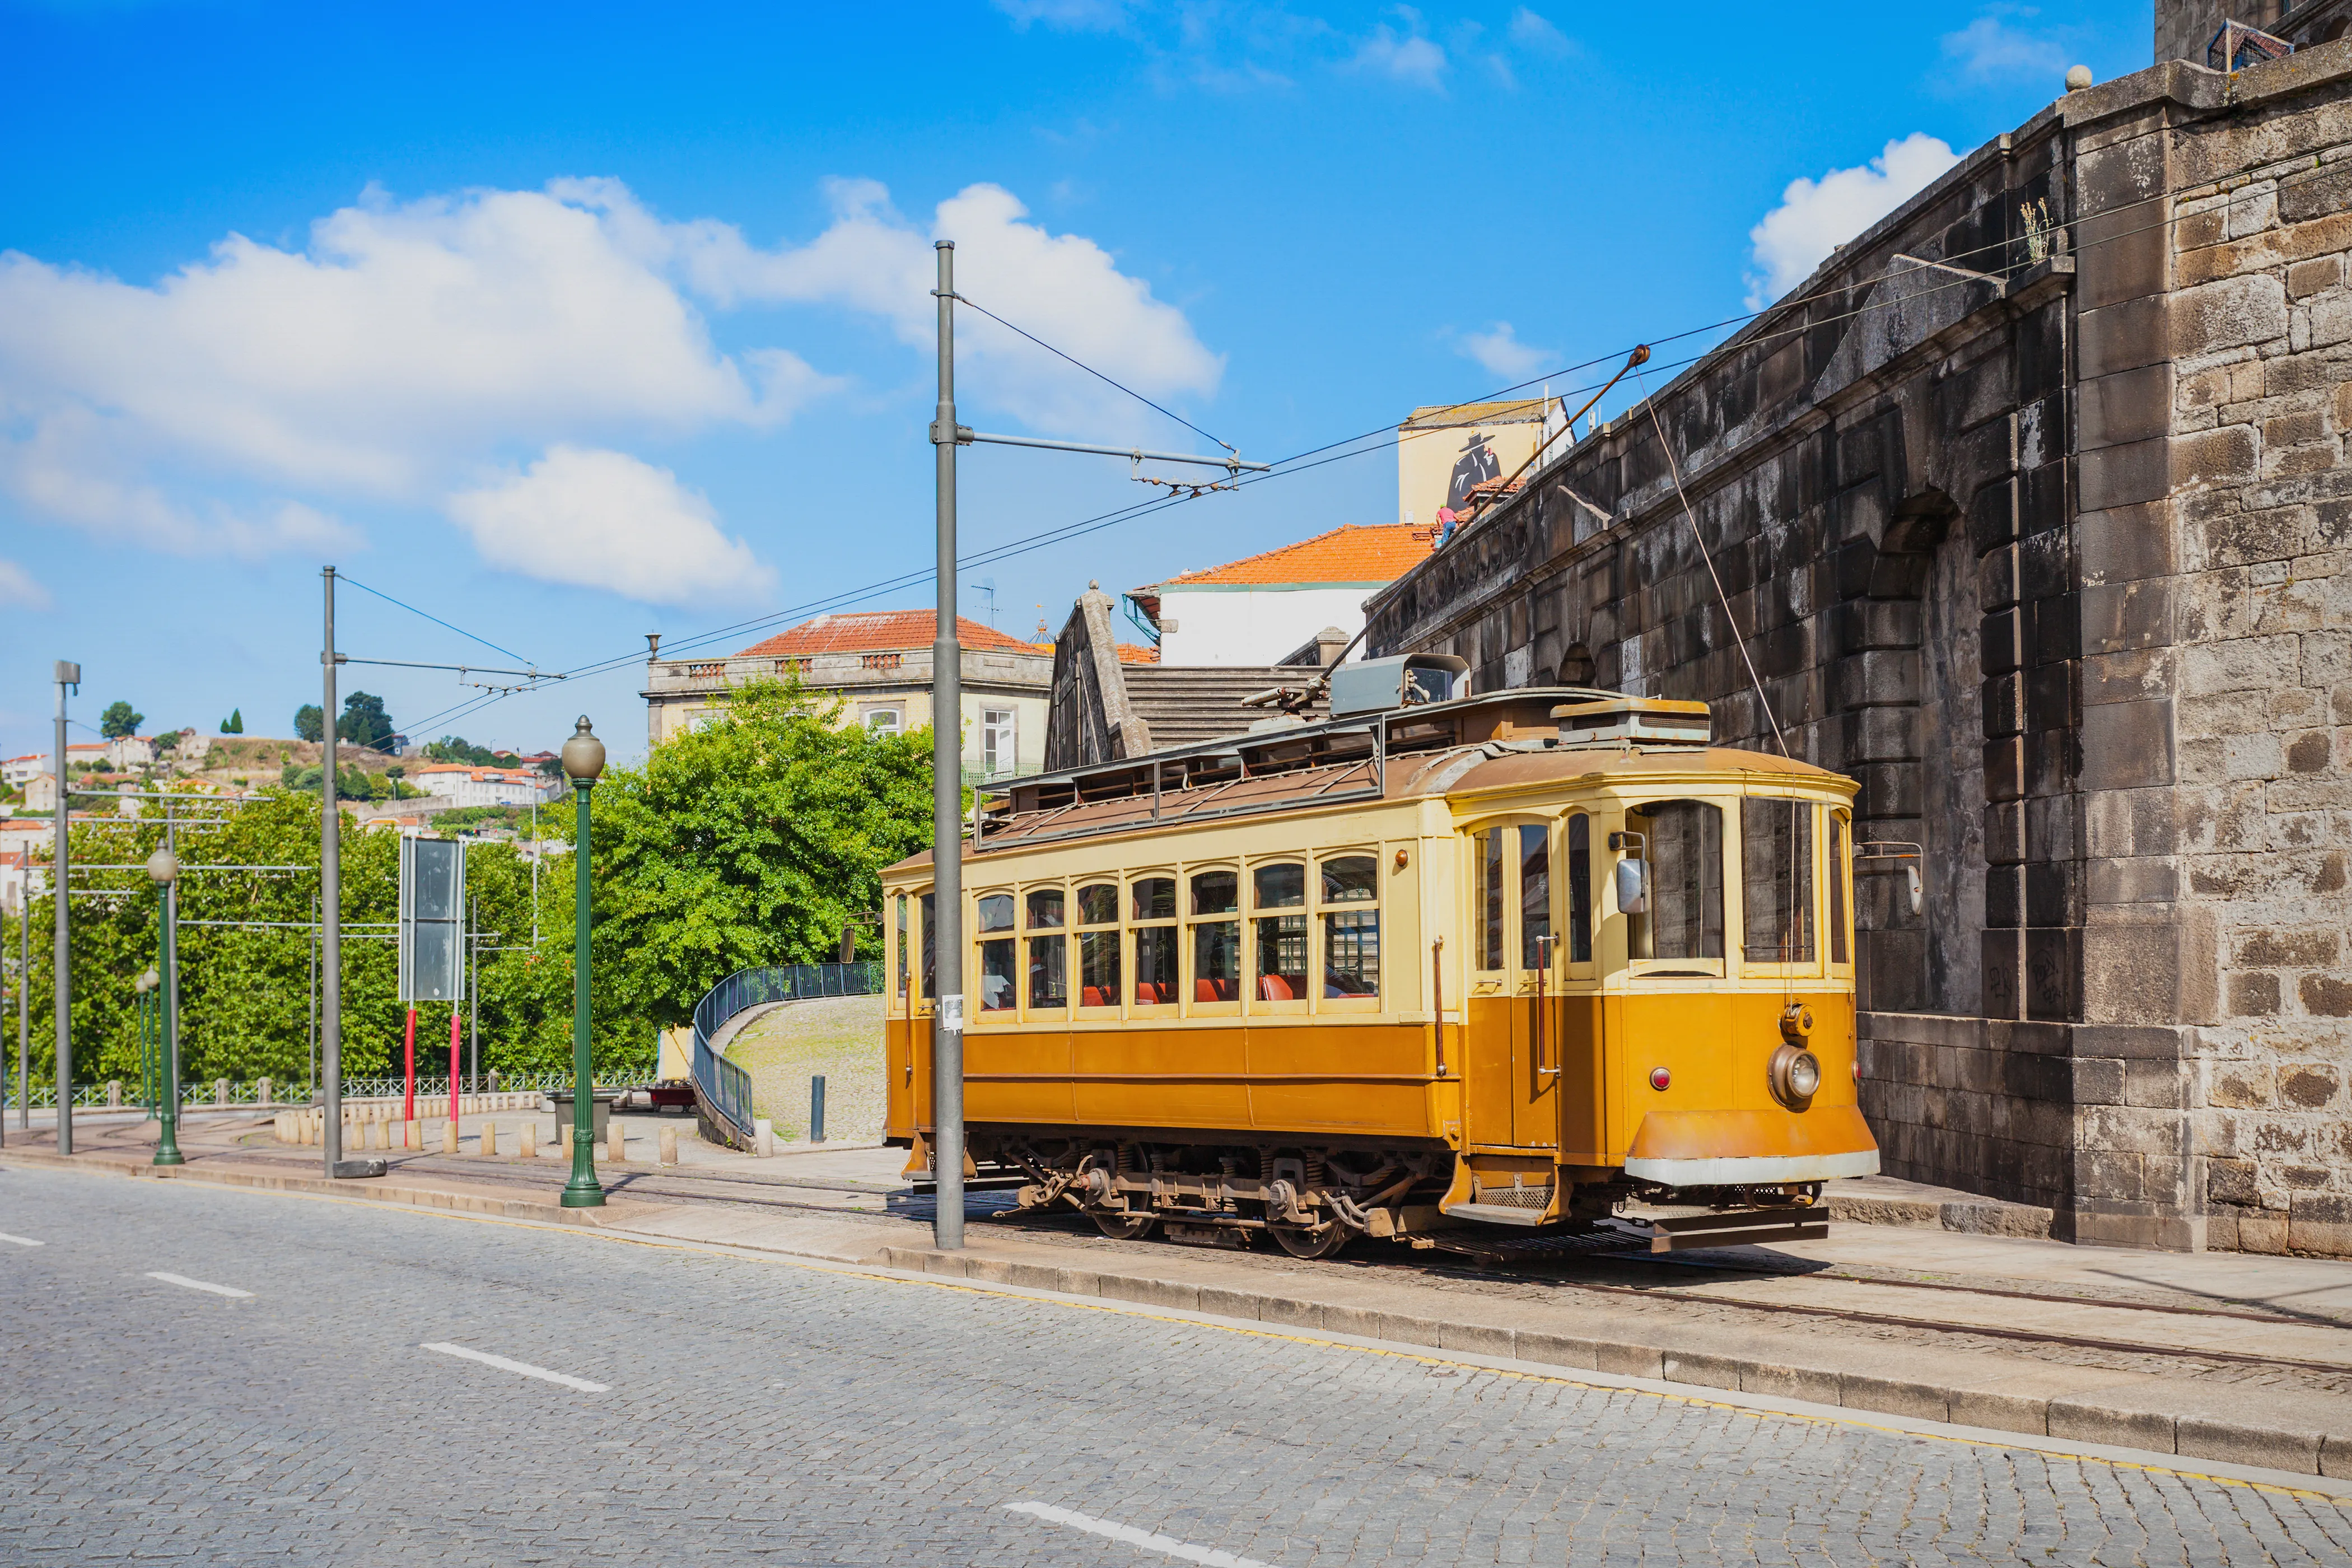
[956,1130,1829,1258]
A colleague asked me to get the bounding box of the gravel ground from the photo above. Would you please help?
[725,993,886,1142]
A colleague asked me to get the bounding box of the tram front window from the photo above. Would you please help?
[1624,801,1723,967]
[1191,869,1240,1003]
[1253,863,1306,1001]
[1740,799,1816,964]
[976,893,1016,1011]
[1518,825,1551,968]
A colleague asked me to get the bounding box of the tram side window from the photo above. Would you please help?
[895,894,908,998]
[1253,863,1307,1001]
[1132,876,1177,1006]
[1566,815,1593,964]
[1518,825,1551,968]
[1077,883,1121,1007]
[1320,855,1379,998]
[1625,801,1724,964]
[1191,869,1241,1003]
[1474,828,1505,971]
[921,893,936,1000]
[1026,887,1067,1009]
[976,893,1016,1011]
[1740,799,1816,964]
[1829,811,1850,965]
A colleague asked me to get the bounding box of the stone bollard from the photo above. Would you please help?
[658,1126,678,1166]
[754,1117,774,1157]
[519,1123,538,1159]
[560,1124,574,1162]
[606,1118,626,1164]
[258,1076,273,1105]
[214,1079,228,1107]
[443,1120,459,1155]
[482,1122,498,1157]
[108,1080,122,1108]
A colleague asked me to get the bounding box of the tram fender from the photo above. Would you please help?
[1622,1105,1879,1187]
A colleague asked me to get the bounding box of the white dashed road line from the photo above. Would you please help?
[421,1341,610,1392]
[1004,1501,1279,1567]
[147,1271,253,1298]
[0,1231,43,1247]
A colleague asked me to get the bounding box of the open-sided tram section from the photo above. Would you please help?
[884,655,1880,1258]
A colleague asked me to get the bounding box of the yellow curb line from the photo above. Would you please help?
[10,1153,2349,1506]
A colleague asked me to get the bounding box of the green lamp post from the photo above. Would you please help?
[558,715,605,1208]
[134,967,159,1121]
[146,846,183,1167]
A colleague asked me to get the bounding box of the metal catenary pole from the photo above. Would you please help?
[321,567,346,1174]
[928,240,966,1250]
[52,660,77,1154]
[16,885,27,1131]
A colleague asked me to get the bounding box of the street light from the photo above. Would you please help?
[146,846,183,1166]
[558,715,605,1209]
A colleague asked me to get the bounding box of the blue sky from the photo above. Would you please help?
[0,0,2153,765]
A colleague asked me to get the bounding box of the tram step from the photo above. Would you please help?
[1639,1207,1827,1253]
[1439,1201,1552,1228]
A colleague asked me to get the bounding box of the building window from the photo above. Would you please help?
[864,707,903,736]
[982,708,1017,776]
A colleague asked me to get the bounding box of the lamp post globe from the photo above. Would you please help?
[558,716,606,1208]
[147,849,183,1167]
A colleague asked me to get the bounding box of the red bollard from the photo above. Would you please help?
[402,1007,417,1124]
[448,1006,462,1128]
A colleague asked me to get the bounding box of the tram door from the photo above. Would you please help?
[1465,823,1561,1150]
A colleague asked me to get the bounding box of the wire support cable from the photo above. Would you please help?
[951,291,1238,456]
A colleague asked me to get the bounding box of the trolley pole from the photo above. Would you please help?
[928,239,967,1250]
[53,660,77,1154]
[321,567,346,1175]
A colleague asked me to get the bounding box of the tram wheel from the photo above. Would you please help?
[1268,1222,1349,1259]
[1089,1210,1158,1240]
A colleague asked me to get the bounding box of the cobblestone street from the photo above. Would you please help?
[3,1168,2349,1566]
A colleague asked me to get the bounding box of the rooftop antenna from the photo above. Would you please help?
[969,577,998,629]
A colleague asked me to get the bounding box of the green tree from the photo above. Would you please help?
[100,701,143,739]
[338,692,395,751]
[573,676,934,1028]
[293,704,324,743]
[220,709,244,735]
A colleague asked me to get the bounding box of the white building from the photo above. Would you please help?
[106,735,156,769]
[410,765,562,808]
[4,743,105,790]
[1126,524,1436,667]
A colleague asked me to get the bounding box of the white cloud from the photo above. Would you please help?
[1454,322,1552,380]
[1746,133,1962,308]
[1506,7,1571,54]
[1940,13,2067,85]
[445,446,773,607]
[0,558,49,610]
[573,175,1223,439]
[992,0,1136,29]
[1350,15,1447,90]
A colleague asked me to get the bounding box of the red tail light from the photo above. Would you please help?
[1649,1066,1670,1091]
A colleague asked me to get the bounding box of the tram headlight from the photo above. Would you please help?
[1768,1044,1821,1109]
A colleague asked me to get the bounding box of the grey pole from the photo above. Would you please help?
[307,892,318,1100]
[52,660,77,1154]
[164,816,181,1146]
[321,567,344,1174]
[929,239,965,1250]
[16,886,27,1131]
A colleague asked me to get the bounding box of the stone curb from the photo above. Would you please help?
[876,1243,2351,1480]
[0,1149,619,1226]
[1826,1188,2055,1238]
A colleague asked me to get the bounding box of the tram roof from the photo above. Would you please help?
[888,688,1852,869]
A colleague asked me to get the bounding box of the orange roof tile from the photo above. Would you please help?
[1116,643,1160,665]
[1139,524,1438,591]
[739,611,1036,659]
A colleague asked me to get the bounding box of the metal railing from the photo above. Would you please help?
[6,1070,655,1110]
[690,960,882,1147]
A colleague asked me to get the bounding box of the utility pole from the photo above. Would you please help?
[928,240,966,1250]
[321,568,348,1176]
[16,885,27,1132]
[53,659,78,1154]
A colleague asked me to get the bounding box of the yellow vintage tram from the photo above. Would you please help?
[883,655,1878,1257]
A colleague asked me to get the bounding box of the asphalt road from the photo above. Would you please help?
[3,1168,2348,1566]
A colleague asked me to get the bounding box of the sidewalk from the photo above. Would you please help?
[11,1113,2352,1480]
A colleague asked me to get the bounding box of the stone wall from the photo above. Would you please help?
[1358,45,2352,1251]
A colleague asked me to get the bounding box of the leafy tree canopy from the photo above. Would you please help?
[574,676,936,1028]
[338,692,396,751]
[424,735,516,767]
[100,700,143,739]
[293,704,324,743]
[220,709,244,735]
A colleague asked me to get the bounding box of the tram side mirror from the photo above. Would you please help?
[1614,857,1648,915]
[1905,864,1924,917]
